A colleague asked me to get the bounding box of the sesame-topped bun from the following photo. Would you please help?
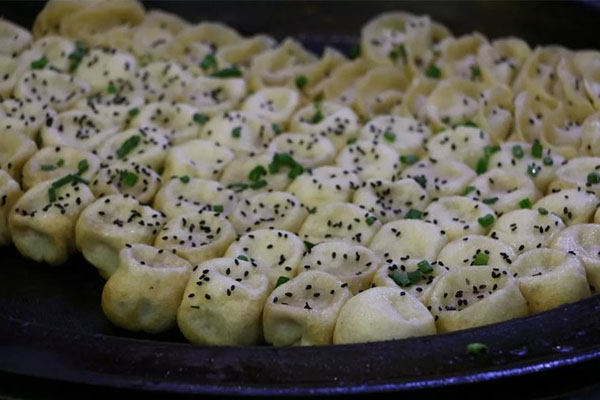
[241,87,299,125]
[336,140,400,181]
[228,191,308,234]
[359,115,431,156]
[75,194,166,278]
[177,257,270,345]
[9,178,95,265]
[352,178,430,223]
[182,76,247,117]
[299,240,382,294]
[534,188,599,225]
[154,211,236,265]
[426,126,491,169]
[298,202,381,246]
[0,19,32,56]
[263,270,352,346]
[548,157,600,197]
[0,130,38,181]
[400,158,476,199]
[129,102,200,145]
[0,98,56,140]
[225,229,304,285]
[423,196,495,241]
[14,69,90,111]
[89,161,162,204]
[152,177,237,219]
[427,266,528,333]
[333,287,436,344]
[0,170,23,246]
[102,243,192,333]
[287,166,360,210]
[136,61,190,103]
[162,139,235,181]
[268,133,337,168]
[22,147,101,190]
[437,234,516,270]
[511,248,590,314]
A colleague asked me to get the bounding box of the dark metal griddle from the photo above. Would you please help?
[1,1,600,398]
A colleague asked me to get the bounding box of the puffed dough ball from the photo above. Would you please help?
[136,61,190,103]
[488,142,564,192]
[129,102,200,145]
[0,19,32,56]
[424,196,496,240]
[511,248,590,314]
[289,101,360,150]
[336,140,400,181]
[488,209,565,254]
[219,152,292,198]
[153,177,237,219]
[200,110,274,155]
[0,55,23,97]
[298,202,381,246]
[0,98,56,140]
[287,166,360,209]
[359,115,431,156]
[267,133,336,168]
[162,139,234,181]
[534,188,599,225]
[263,270,352,346]
[9,179,95,265]
[154,211,236,265]
[371,259,449,304]
[22,147,101,190]
[370,219,448,262]
[40,109,120,151]
[548,157,600,197]
[298,241,382,294]
[75,194,166,278]
[333,287,436,344]
[551,224,600,292]
[466,168,541,214]
[400,159,476,199]
[96,126,170,171]
[437,235,516,269]
[352,178,430,223]
[425,126,491,169]
[101,244,192,333]
[241,87,300,125]
[229,191,308,234]
[428,266,528,333]
[0,170,22,246]
[177,257,270,345]
[89,161,162,204]
[225,229,305,285]
[0,130,37,181]
[14,69,90,111]
[74,48,137,93]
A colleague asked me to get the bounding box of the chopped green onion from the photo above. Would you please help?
[389,270,411,287]
[68,40,89,72]
[512,145,524,159]
[531,140,543,158]
[236,255,249,261]
[288,164,304,179]
[346,138,357,145]
[231,126,241,138]
[405,208,422,220]
[193,113,209,125]
[348,45,361,60]
[413,175,427,189]
[310,107,323,124]
[248,165,267,182]
[295,75,308,89]
[407,270,421,284]
[389,43,407,61]
[519,198,532,209]
[452,120,478,128]
[116,135,141,159]
[179,175,190,184]
[228,182,249,192]
[470,65,481,79]
[383,130,396,143]
[210,66,242,78]
[41,164,55,171]
[417,260,434,274]
[48,187,57,202]
[56,159,64,167]
[366,216,377,226]
[400,154,419,165]
[441,116,451,125]
[587,172,600,185]
[119,170,138,187]
[304,240,315,250]
[476,157,489,175]
[463,186,476,195]
[467,343,487,356]
[268,153,304,178]
[127,108,139,118]
[275,276,290,288]
[249,179,268,189]
[157,166,165,176]
[425,64,441,79]
[472,252,489,266]
[308,207,317,214]
[77,159,89,174]
[212,204,224,213]
[48,173,89,201]
[527,163,539,177]
[538,207,549,215]
[484,145,501,158]
[272,123,282,135]
[482,197,498,205]
[478,214,495,228]
[30,56,48,70]
[200,53,217,71]
[107,82,118,94]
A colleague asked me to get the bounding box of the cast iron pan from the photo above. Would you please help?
[1,1,600,398]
